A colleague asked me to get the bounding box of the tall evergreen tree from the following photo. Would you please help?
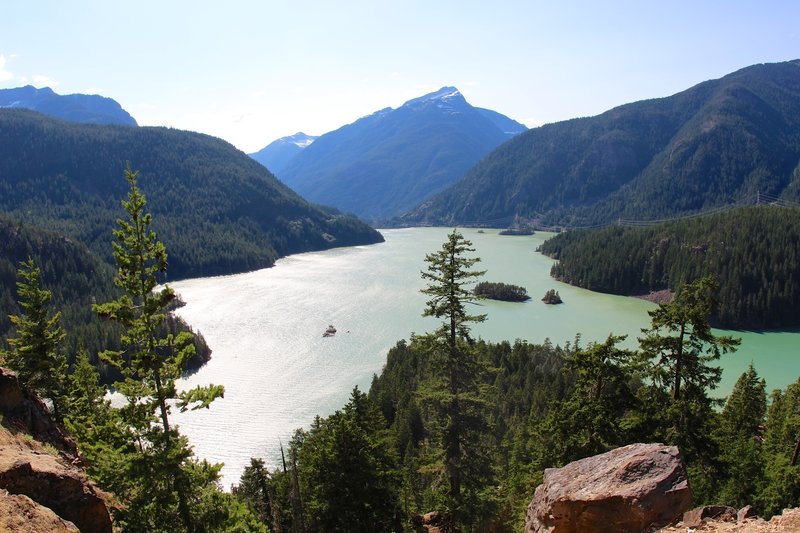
[716,364,767,508]
[636,276,739,482]
[93,167,224,531]
[638,277,739,402]
[64,347,131,493]
[1,257,68,417]
[759,380,800,516]
[419,229,493,530]
[290,387,400,532]
[421,230,486,348]
[233,458,275,526]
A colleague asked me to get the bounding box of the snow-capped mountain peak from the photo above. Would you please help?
[249,132,318,174]
[284,132,316,148]
[401,87,466,112]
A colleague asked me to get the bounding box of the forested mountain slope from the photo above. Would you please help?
[277,87,526,222]
[400,60,800,226]
[0,215,210,378]
[538,206,800,329]
[0,109,383,279]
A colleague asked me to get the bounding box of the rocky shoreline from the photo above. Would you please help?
[634,289,674,305]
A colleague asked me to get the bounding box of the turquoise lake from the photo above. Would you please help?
[171,227,800,487]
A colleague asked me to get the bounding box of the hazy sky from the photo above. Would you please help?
[2,1,798,152]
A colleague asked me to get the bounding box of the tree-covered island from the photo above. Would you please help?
[474,281,531,302]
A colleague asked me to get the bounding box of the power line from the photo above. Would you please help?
[564,192,800,231]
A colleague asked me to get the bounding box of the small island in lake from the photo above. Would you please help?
[542,289,563,304]
[474,281,530,302]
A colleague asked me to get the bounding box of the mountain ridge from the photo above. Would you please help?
[0,108,383,280]
[398,60,800,227]
[249,132,318,174]
[273,86,527,222]
[0,85,137,126]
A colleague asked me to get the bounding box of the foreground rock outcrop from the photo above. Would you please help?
[658,507,800,532]
[0,488,79,532]
[525,443,692,533]
[0,367,112,532]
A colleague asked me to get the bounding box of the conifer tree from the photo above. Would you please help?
[541,334,636,465]
[636,276,739,470]
[294,387,400,532]
[1,257,67,417]
[638,277,739,402]
[419,229,493,529]
[716,364,766,508]
[233,458,273,525]
[93,167,224,531]
[421,230,486,348]
[64,347,130,492]
[758,380,800,516]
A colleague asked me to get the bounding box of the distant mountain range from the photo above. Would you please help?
[0,109,382,279]
[249,132,318,174]
[0,85,137,126]
[267,87,526,222]
[399,60,800,227]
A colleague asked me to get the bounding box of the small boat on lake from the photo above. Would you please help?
[323,325,337,337]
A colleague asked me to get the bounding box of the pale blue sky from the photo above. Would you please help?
[1,1,797,152]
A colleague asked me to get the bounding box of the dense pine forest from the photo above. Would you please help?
[538,205,800,329]
[0,214,210,382]
[0,108,382,280]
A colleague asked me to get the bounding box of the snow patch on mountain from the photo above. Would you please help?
[284,132,316,148]
[402,87,465,111]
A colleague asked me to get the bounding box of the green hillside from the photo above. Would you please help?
[0,109,383,280]
[0,215,210,379]
[538,206,800,329]
[400,60,800,227]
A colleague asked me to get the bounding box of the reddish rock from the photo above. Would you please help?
[658,507,800,532]
[0,367,113,532]
[525,443,692,533]
[0,454,112,533]
[683,505,736,527]
[0,368,81,460]
[738,504,758,521]
[0,489,79,532]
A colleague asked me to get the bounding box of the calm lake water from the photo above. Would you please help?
[171,227,800,488]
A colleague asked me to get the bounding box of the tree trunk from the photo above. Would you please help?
[268,483,283,533]
[673,323,685,401]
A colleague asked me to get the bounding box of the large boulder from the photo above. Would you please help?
[525,443,692,533]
